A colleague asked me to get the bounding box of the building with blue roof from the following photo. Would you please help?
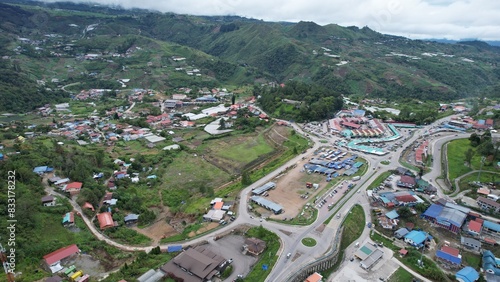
[33,166,54,175]
[483,220,500,234]
[124,214,139,224]
[483,250,500,278]
[455,266,479,282]
[167,245,183,253]
[422,203,467,233]
[404,230,430,248]
[252,182,276,195]
[0,153,4,161]
[436,246,461,266]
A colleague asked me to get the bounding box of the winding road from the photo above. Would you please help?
[45,114,473,282]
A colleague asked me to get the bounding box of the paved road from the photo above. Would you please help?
[45,113,468,282]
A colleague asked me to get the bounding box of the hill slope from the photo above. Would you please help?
[1,1,500,112]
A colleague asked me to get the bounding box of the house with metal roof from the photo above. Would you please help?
[404,230,430,248]
[456,266,479,282]
[250,196,283,214]
[461,236,481,252]
[422,203,467,233]
[160,245,226,282]
[385,210,399,220]
[62,212,74,227]
[436,245,461,267]
[397,175,416,188]
[482,250,500,280]
[124,214,139,224]
[394,228,409,239]
[97,212,114,230]
[483,220,500,237]
[467,220,482,236]
[43,244,80,273]
[477,196,500,213]
[251,182,276,195]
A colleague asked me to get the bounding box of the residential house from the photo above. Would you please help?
[404,230,430,248]
[394,228,409,239]
[160,245,226,282]
[461,236,481,252]
[97,212,114,230]
[82,202,94,211]
[243,238,267,256]
[64,182,83,195]
[41,195,56,206]
[43,244,80,273]
[124,214,139,225]
[466,220,482,236]
[62,212,75,227]
[436,245,461,267]
[477,197,500,213]
[455,266,479,282]
[33,166,54,175]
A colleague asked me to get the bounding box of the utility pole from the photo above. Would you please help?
[477,156,486,182]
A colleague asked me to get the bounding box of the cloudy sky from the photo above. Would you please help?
[41,0,500,40]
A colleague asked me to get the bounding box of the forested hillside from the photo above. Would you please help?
[0,1,500,113]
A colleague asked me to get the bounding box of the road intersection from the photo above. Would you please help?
[45,115,466,282]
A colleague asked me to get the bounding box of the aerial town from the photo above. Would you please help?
[2,2,500,282]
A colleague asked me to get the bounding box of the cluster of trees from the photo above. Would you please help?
[467,131,500,164]
[0,60,69,112]
[258,81,343,122]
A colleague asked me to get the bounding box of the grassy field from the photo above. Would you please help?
[214,134,274,163]
[388,267,414,282]
[301,237,317,247]
[368,171,392,190]
[462,252,481,269]
[446,138,499,181]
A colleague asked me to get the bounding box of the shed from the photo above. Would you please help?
[385,210,399,220]
[167,245,183,253]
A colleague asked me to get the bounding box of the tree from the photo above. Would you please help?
[231,94,236,105]
[218,118,226,130]
[241,170,252,185]
[464,148,475,167]
[397,206,412,218]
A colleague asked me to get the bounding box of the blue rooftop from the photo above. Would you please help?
[404,230,428,246]
[456,266,479,282]
[436,249,461,265]
[124,214,139,222]
[483,220,500,232]
[33,166,54,173]
[422,204,444,219]
[167,245,183,252]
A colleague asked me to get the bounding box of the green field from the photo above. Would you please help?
[368,171,392,190]
[215,134,274,163]
[388,267,414,282]
[446,138,499,181]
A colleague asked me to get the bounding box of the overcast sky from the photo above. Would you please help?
[40,0,500,40]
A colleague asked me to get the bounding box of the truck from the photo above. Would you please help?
[352,176,361,181]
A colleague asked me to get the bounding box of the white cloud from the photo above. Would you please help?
[39,0,500,40]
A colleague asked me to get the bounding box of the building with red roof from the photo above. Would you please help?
[467,220,483,236]
[64,182,83,194]
[342,121,361,129]
[97,212,114,230]
[397,176,416,188]
[305,272,323,282]
[395,194,418,204]
[43,244,80,273]
[213,201,224,210]
[82,202,94,211]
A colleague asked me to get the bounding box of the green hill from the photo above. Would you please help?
[1,1,500,112]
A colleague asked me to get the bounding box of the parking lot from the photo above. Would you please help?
[204,235,258,281]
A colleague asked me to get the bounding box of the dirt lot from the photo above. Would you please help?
[262,147,357,219]
[132,209,180,244]
[188,222,219,237]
